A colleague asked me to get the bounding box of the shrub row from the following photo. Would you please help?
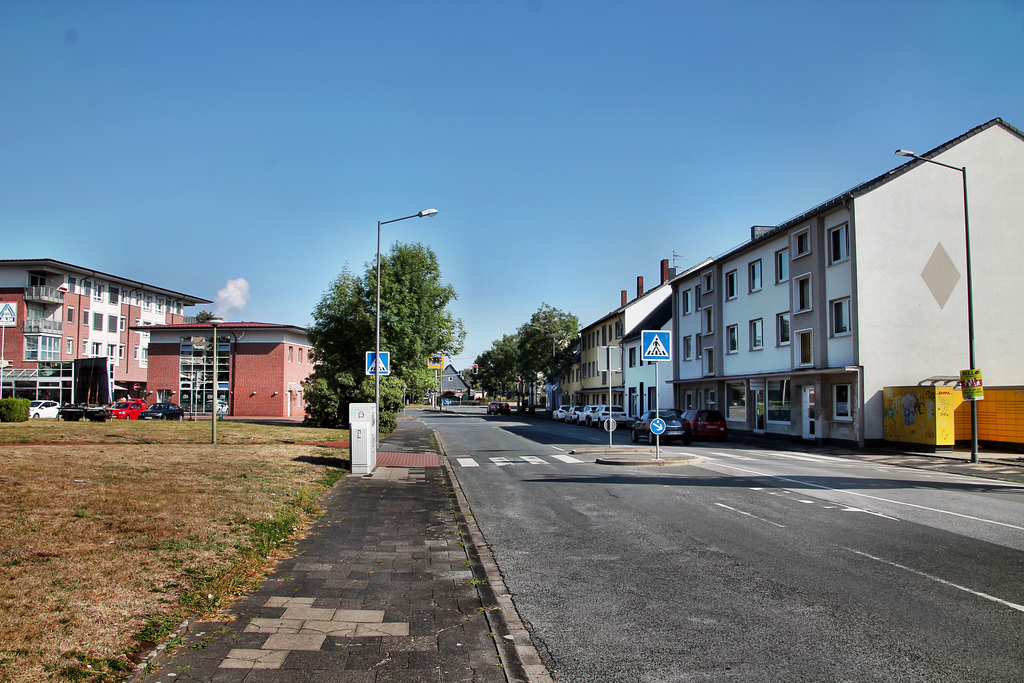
[0,397,30,422]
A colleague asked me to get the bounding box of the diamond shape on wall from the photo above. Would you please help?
[921,242,961,309]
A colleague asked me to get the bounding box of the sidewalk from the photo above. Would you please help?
[136,420,545,683]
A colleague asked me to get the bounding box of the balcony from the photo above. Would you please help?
[22,319,63,334]
[24,286,66,305]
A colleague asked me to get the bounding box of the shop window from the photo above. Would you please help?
[834,384,852,420]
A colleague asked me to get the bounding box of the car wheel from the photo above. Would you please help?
[630,430,638,443]
[31,413,40,419]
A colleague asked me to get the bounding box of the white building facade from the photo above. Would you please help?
[670,118,1024,446]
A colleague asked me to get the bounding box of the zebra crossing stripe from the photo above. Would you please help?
[521,456,547,465]
[456,458,479,468]
[551,454,583,464]
[490,457,513,466]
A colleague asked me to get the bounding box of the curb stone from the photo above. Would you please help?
[435,431,556,683]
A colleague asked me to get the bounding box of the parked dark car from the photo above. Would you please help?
[140,403,186,420]
[497,402,511,415]
[487,402,500,415]
[680,409,728,441]
[631,409,692,444]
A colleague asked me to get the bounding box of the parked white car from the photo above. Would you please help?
[595,405,629,428]
[581,404,602,427]
[29,400,61,419]
[567,406,586,424]
[552,405,573,421]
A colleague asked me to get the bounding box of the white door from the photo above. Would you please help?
[802,386,816,439]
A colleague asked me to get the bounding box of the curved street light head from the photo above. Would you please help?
[418,208,438,218]
[895,149,917,158]
[209,316,224,327]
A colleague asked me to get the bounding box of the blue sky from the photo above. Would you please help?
[2,0,1022,369]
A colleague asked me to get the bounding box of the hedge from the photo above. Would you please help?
[0,398,31,422]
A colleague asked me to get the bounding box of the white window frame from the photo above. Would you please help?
[682,289,692,315]
[67,306,75,324]
[796,275,812,312]
[829,224,849,265]
[66,337,73,355]
[794,228,811,257]
[726,324,739,354]
[93,283,104,302]
[703,307,714,334]
[750,318,764,350]
[775,248,789,283]
[683,335,693,361]
[725,270,738,300]
[703,347,715,376]
[703,271,714,292]
[777,312,791,346]
[749,259,762,292]
[834,384,852,420]
[796,329,813,367]
[831,297,852,337]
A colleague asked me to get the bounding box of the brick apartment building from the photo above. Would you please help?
[144,322,314,419]
[0,259,209,402]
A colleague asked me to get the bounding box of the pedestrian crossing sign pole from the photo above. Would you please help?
[641,331,671,442]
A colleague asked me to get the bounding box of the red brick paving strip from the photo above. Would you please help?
[376,451,440,467]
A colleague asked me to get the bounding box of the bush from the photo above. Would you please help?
[0,398,31,422]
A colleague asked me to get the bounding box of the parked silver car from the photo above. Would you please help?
[595,405,628,428]
[552,405,573,421]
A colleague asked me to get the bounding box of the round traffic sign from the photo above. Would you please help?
[650,417,667,435]
[604,418,617,432]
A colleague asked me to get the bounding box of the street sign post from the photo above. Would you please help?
[650,417,667,460]
[640,330,672,457]
[0,302,16,377]
[365,351,390,376]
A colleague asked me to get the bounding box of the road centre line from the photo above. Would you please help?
[845,548,1024,613]
[714,502,786,528]
[711,461,1024,531]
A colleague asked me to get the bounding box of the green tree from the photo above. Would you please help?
[517,304,579,386]
[303,243,464,431]
[473,333,520,396]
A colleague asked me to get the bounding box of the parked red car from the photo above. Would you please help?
[110,399,148,420]
[680,409,728,441]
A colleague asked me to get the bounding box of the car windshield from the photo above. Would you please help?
[704,411,725,421]
[113,402,129,409]
[658,410,682,418]
[30,401,42,407]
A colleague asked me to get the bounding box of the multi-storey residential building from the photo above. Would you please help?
[0,259,209,402]
[145,322,313,418]
[670,118,1024,447]
[572,260,675,408]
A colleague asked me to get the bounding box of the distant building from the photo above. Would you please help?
[143,322,314,418]
[0,259,209,402]
[440,364,472,399]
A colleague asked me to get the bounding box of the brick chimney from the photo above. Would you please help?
[636,276,644,299]
[621,290,628,306]
[661,259,670,284]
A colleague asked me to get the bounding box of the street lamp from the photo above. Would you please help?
[209,316,224,445]
[375,209,438,443]
[895,149,978,462]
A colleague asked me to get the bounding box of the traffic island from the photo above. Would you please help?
[595,454,702,466]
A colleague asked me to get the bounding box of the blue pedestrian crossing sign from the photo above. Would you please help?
[641,330,671,361]
[365,351,391,376]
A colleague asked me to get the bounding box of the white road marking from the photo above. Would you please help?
[846,548,1024,613]
[711,461,1024,531]
[456,458,479,468]
[521,456,548,465]
[714,502,786,528]
[490,457,513,467]
[551,454,583,464]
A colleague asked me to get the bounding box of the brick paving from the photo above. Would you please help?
[136,424,516,683]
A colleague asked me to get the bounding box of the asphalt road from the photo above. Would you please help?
[419,407,1024,683]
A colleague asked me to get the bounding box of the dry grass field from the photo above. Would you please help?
[0,419,349,682]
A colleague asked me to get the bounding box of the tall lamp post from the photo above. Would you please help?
[375,209,438,443]
[209,316,224,445]
[895,149,978,463]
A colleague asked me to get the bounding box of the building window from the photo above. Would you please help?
[796,275,812,312]
[707,389,717,409]
[68,276,76,292]
[777,313,791,345]
[107,344,117,358]
[119,316,127,331]
[750,319,763,350]
[776,248,789,283]
[288,346,294,363]
[92,342,102,356]
[67,306,75,324]
[768,379,791,422]
[93,284,104,302]
[134,345,140,360]
[749,259,762,292]
[108,315,118,333]
[93,312,103,331]
[82,340,89,355]
[704,307,714,334]
[66,337,73,355]
[726,381,746,421]
[109,286,119,305]
[797,330,813,366]
[725,270,737,300]
[703,272,714,292]
[118,344,125,359]
[683,335,693,361]
[682,289,692,315]
[794,229,810,257]
[829,224,849,264]
[831,297,851,336]
[83,280,92,297]
[141,346,148,363]
[695,333,702,359]
[615,321,623,338]
[684,391,694,410]
[703,347,715,376]
[834,384,852,420]
[628,347,637,368]
[726,324,739,353]
[25,336,61,361]
[83,309,90,327]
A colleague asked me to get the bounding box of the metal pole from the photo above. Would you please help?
[655,361,661,460]
[962,168,979,463]
[375,219,382,448]
[211,321,220,445]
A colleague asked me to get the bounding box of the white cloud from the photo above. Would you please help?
[214,278,251,319]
